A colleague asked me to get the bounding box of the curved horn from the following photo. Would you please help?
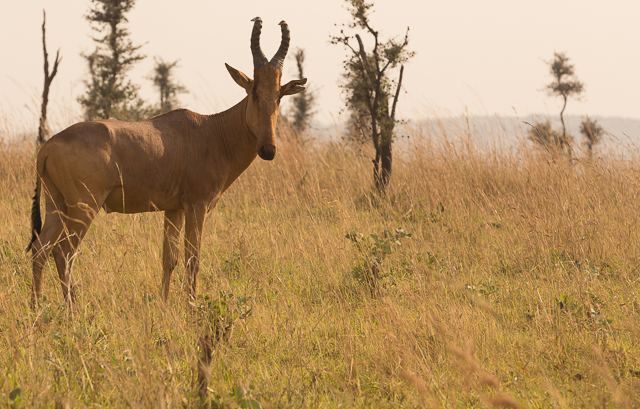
[251,17,268,69]
[269,21,290,72]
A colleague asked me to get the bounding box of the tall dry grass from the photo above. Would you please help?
[1,115,639,408]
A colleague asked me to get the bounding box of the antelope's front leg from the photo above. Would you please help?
[184,203,207,299]
[162,209,184,301]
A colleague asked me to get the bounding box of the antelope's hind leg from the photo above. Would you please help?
[50,202,100,304]
[31,209,65,304]
[162,209,184,301]
[184,203,207,299]
[31,179,67,304]
[52,236,77,303]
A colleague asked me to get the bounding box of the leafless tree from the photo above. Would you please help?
[38,10,61,145]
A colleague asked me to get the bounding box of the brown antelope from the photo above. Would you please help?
[27,18,306,304]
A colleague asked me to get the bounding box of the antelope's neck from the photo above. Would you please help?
[205,97,258,192]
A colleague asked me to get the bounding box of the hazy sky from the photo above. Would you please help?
[1,0,639,128]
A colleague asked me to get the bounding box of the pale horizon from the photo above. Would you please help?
[1,0,639,133]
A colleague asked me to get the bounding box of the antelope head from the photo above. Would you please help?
[226,17,307,161]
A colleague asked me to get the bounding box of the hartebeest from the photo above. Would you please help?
[27,18,306,303]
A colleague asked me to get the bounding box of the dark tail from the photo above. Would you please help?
[26,177,42,252]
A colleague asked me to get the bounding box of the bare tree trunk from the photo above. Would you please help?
[390,66,404,121]
[371,104,381,192]
[559,95,567,144]
[372,115,392,193]
[38,10,61,146]
[376,136,392,192]
[374,65,403,194]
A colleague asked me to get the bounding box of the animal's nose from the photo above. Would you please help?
[258,144,276,161]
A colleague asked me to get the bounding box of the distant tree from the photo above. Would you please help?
[150,57,187,113]
[331,0,415,193]
[580,116,605,155]
[288,48,316,132]
[544,52,584,144]
[78,0,148,120]
[526,120,569,152]
[38,10,61,145]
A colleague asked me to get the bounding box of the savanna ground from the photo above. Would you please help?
[1,116,640,408]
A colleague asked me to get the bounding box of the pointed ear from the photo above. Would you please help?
[280,78,307,97]
[225,63,253,93]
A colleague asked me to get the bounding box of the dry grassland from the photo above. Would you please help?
[1,118,639,408]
